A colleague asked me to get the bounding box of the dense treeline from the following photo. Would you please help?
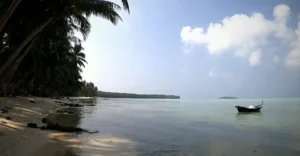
[75,81,180,99]
[0,0,129,97]
[77,81,98,97]
[98,91,181,99]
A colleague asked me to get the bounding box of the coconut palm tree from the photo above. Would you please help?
[0,0,130,96]
[72,43,87,68]
[0,0,22,32]
[0,0,129,79]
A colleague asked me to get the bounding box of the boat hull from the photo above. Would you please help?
[235,106,261,112]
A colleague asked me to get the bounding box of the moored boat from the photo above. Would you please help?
[235,100,263,112]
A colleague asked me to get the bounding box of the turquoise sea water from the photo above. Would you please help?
[73,98,300,156]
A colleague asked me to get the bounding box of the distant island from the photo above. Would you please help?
[98,91,180,99]
[219,97,238,99]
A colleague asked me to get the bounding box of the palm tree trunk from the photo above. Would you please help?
[0,0,22,32]
[7,37,37,81]
[0,17,53,78]
[0,37,37,95]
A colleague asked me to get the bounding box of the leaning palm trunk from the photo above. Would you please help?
[0,17,53,78]
[0,0,22,32]
[0,37,37,95]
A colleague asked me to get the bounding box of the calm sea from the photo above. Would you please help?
[70,98,300,156]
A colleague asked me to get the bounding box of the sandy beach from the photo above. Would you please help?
[0,97,80,156]
[0,97,136,156]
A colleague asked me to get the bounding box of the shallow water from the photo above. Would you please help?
[72,98,300,156]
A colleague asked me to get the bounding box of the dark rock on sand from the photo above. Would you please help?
[41,118,48,123]
[1,121,7,124]
[67,111,74,114]
[29,99,36,103]
[46,122,98,134]
[86,104,96,106]
[5,116,12,120]
[40,126,47,130]
[56,109,75,114]
[56,109,64,113]
[1,109,9,114]
[4,106,13,110]
[27,123,38,128]
[61,103,83,107]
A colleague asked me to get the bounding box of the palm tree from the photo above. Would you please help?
[0,0,130,95]
[0,0,129,80]
[72,43,87,68]
[0,0,22,32]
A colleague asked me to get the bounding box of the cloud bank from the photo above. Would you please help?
[180,4,300,67]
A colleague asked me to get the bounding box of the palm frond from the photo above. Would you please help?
[71,13,91,40]
[77,0,123,25]
[121,0,130,13]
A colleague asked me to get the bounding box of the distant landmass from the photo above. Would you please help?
[219,97,238,99]
[98,91,180,99]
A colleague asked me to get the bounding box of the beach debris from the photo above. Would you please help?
[43,120,98,134]
[27,123,38,128]
[41,117,48,123]
[52,97,62,100]
[5,116,12,120]
[61,103,84,107]
[40,126,47,130]
[4,106,13,110]
[86,104,96,106]
[29,99,36,103]
[56,109,75,114]
[1,108,9,114]
[1,121,7,124]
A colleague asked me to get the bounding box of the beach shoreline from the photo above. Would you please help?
[0,96,81,156]
[0,96,138,156]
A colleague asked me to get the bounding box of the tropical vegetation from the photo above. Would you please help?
[0,0,129,97]
[98,91,181,99]
[77,81,99,97]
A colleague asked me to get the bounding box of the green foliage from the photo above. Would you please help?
[0,0,129,97]
[98,91,181,99]
[77,81,98,97]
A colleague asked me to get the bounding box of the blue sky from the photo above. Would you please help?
[80,0,300,99]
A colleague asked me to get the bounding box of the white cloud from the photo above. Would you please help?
[273,4,290,23]
[180,4,300,67]
[181,13,273,56]
[248,50,262,66]
[273,4,294,41]
[285,21,300,67]
[274,55,280,63]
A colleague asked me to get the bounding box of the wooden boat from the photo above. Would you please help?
[235,100,263,112]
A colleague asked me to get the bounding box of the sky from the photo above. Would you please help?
[79,0,300,99]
